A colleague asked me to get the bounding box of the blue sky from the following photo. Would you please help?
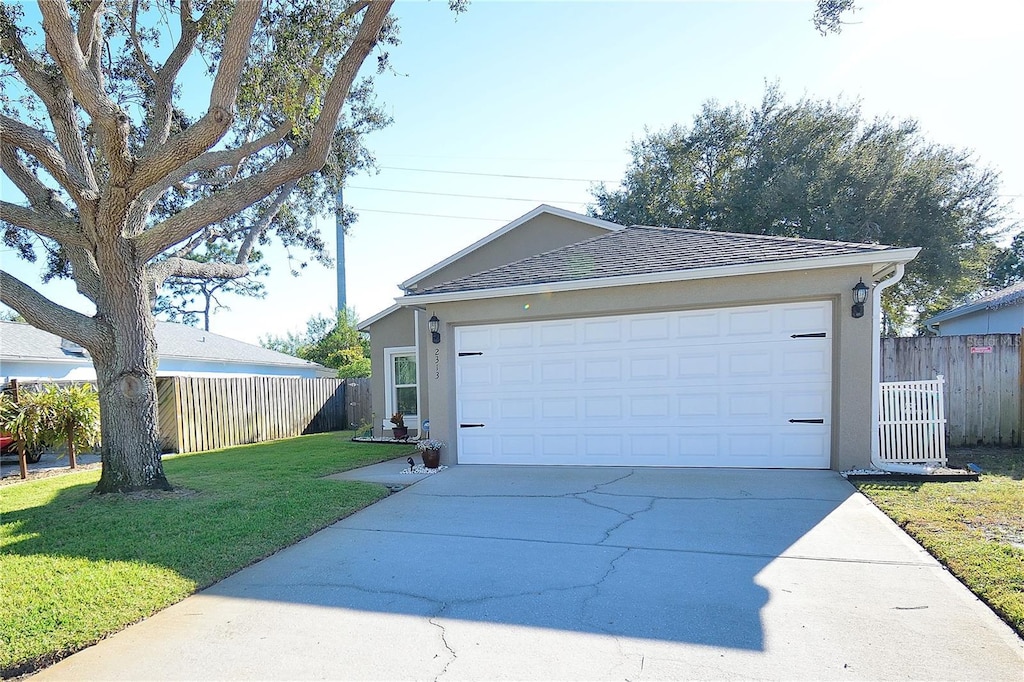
[3,0,1023,343]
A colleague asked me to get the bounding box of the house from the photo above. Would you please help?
[921,282,1024,336]
[0,320,335,383]
[360,205,920,471]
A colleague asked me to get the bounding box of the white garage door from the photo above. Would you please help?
[456,301,832,468]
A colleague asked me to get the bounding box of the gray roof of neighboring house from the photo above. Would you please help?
[415,225,908,295]
[0,320,322,370]
[923,281,1024,326]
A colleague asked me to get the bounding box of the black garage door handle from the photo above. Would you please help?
[460,423,485,428]
[789,418,824,424]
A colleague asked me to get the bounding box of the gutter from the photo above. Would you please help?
[869,263,933,473]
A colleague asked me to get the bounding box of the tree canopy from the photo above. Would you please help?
[590,86,1010,330]
[261,309,370,379]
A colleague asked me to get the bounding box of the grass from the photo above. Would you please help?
[0,432,414,676]
[852,447,1024,637]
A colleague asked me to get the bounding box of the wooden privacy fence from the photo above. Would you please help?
[158,376,348,454]
[879,376,947,465]
[880,334,1021,447]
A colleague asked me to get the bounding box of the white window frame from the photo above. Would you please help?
[383,346,420,432]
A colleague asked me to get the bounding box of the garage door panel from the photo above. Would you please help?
[584,358,621,381]
[455,301,832,468]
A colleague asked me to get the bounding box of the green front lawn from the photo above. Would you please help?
[0,432,413,676]
[853,448,1024,637]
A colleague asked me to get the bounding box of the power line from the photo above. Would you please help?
[347,184,589,205]
[352,207,509,222]
[378,165,617,184]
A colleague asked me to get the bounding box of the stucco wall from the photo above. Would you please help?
[364,306,417,438]
[408,214,613,292]
[421,264,879,471]
[938,305,1024,336]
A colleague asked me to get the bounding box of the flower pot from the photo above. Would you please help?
[392,426,409,440]
[421,448,441,469]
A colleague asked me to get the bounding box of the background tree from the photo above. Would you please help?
[262,309,371,378]
[0,0,412,492]
[989,231,1024,289]
[591,86,1009,331]
[153,243,269,331]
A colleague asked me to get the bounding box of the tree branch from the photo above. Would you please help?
[0,146,84,245]
[134,119,292,223]
[141,0,200,153]
[38,0,132,184]
[147,257,249,292]
[131,0,263,193]
[0,114,94,201]
[1,8,97,192]
[135,0,394,262]
[237,178,297,263]
[0,270,102,348]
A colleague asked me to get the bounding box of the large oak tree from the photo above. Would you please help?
[591,86,1009,331]
[0,0,410,492]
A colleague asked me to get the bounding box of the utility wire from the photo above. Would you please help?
[347,185,589,205]
[352,207,509,222]
[378,165,617,184]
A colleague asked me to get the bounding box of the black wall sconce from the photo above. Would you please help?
[428,314,441,344]
[851,279,869,318]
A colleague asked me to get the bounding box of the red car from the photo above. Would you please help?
[0,432,44,463]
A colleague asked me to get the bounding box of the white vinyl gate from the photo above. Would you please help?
[878,375,947,465]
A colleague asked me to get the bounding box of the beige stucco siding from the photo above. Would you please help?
[363,307,417,438]
[409,214,612,292]
[421,265,878,471]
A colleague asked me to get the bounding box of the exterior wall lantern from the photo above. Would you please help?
[428,314,441,344]
[851,279,870,319]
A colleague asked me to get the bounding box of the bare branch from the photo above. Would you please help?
[147,257,249,292]
[135,1,395,262]
[131,0,263,193]
[237,179,297,263]
[76,0,103,60]
[38,0,132,183]
[0,114,94,201]
[0,146,85,245]
[0,270,102,348]
[0,9,97,191]
[128,0,159,83]
[141,0,200,152]
[136,119,292,212]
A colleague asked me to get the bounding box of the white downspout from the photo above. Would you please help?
[869,263,930,473]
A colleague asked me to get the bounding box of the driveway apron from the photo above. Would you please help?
[37,466,1024,680]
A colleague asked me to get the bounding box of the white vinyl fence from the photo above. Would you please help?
[879,375,947,466]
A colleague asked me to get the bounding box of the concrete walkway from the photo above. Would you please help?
[38,464,1023,680]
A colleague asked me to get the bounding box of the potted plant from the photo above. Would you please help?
[389,412,409,440]
[415,438,445,469]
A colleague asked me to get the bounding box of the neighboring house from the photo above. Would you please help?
[0,320,334,383]
[921,282,1024,336]
[360,205,919,472]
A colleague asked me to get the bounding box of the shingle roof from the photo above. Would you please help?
[923,281,1024,326]
[416,225,905,295]
[0,320,320,369]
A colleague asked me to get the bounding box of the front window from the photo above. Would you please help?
[393,354,418,415]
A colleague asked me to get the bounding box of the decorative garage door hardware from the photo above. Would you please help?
[460,423,486,428]
[458,352,484,357]
[789,419,825,424]
[791,332,827,338]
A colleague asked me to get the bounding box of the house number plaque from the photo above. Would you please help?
[434,348,440,379]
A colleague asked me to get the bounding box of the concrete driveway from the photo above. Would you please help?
[38,463,1023,680]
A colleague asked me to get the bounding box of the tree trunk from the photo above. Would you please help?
[92,338,170,492]
[90,245,171,493]
[66,422,77,469]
